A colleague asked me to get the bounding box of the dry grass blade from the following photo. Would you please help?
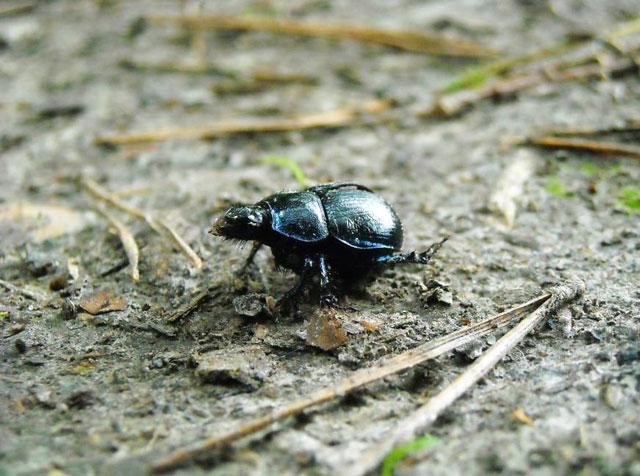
[251,70,317,85]
[94,100,391,146]
[97,207,140,281]
[212,70,318,96]
[149,292,551,473]
[165,285,224,323]
[523,136,640,159]
[540,123,640,137]
[422,58,635,117]
[440,15,640,94]
[153,218,203,269]
[0,1,35,17]
[440,39,581,93]
[145,14,495,57]
[118,58,236,77]
[0,278,48,302]
[345,280,585,476]
[81,177,146,220]
[80,177,202,269]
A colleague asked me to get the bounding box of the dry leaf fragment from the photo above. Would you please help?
[78,291,126,315]
[359,319,380,332]
[306,308,348,350]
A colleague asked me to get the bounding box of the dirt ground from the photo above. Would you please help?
[1,1,639,475]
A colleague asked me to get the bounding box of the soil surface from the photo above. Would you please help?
[1,1,639,475]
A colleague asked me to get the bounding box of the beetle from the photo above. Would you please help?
[210,182,446,310]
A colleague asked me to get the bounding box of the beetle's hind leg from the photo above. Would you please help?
[377,237,448,265]
[318,255,339,307]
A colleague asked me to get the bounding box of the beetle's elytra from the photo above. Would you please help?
[210,182,445,310]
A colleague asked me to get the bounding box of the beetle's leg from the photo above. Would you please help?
[239,241,263,273]
[377,237,448,265]
[318,255,338,307]
[276,256,315,315]
[307,182,374,194]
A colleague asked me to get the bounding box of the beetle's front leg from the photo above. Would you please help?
[237,241,263,274]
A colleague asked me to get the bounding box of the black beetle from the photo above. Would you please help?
[210,183,445,309]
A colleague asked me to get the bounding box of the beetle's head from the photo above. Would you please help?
[210,204,269,241]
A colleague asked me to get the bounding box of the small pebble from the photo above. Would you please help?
[426,288,453,306]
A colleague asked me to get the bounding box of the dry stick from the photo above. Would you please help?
[0,278,48,302]
[422,58,635,117]
[524,136,640,159]
[94,99,391,146]
[145,14,495,58]
[251,70,318,85]
[165,284,225,323]
[118,58,236,77]
[345,280,585,476]
[150,292,552,473]
[212,71,318,96]
[441,15,640,94]
[439,39,582,93]
[80,177,203,269]
[0,1,35,17]
[96,207,140,281]
[540,123,640,137]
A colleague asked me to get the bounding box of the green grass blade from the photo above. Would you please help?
[618,187,640,212]
[260,155,310,187]
[380,434,440,476]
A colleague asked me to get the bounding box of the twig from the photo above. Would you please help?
[0,278,48,301]
[0,1,35,17]
[251,70,317,85]
[165,285,224,323]
[80,177,203,269]
[149,292,551,473]
[211,71,318,96]
[539,123,640,137]
[345,280,585,476]
[118,58,236,78]
[154,219,203,272]
[522,136,640,159]
[94,100,392,146]
[96,207,140,281]
[440,15,640,94]
[144,14,495,57]
[422,57,635,117]
[440,39,581,93]
[120,317,176,338]
[81,176,147,220]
